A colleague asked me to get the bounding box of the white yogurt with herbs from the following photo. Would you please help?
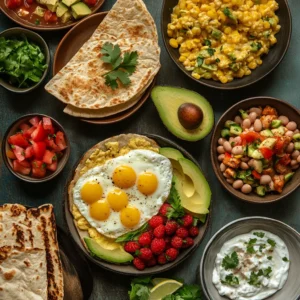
[212,230,290,300]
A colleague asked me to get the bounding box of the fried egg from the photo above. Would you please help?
[73,150,173,238]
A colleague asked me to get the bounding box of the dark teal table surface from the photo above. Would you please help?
[0,1,299,299]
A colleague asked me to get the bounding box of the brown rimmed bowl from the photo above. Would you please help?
[64,134,212,275]
[0,27,50,93]
[53,12,156,125]
[210,96,300,204]
[2,114,71,183]
[161,0,292,90]
[200,217,300,300]
[0,0,104,31]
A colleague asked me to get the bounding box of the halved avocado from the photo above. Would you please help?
[151,86,214,142]
[84,237,133,264]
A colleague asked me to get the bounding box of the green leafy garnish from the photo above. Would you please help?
[236,169,252,180]
[247,238,257,254]
[207,48,216,56]
[129,277,151,300]
[223,7,237,24]
[228,53,236,61]
[204,39,211,46]
[166,181,186,220]
[196,56,204,67]
[100,42,138,90]
[251,42,262,52]
[35,19,40,25]
[253,232,265,238]
[216,58,220,63]
[263,266,272,278]
[222,251,239,270]
[163,284,202,299]
[115,222,148,243]
[259,244,266,252]
[248,270,262,286]
[221,274,239,286]
[267,239,276,248]
[282,257,289,262]
[267,256,272,260]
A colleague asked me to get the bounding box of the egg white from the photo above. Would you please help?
[73,150,173,238]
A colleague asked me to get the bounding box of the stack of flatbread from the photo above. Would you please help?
[0,204,64,300]
[45,0,160,119]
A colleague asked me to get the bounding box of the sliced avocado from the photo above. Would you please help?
[47,3,58,12]
[39,0,58,5]
[271,126,285,136]
[62,0,80,7]
[84,237,133,264]
[252,149,264,159]
[56,2,68,17]
[33,6,46,17]
[159,147,184,161]
[151,86,214,142]
[71,2,91,19]
[259,138,277,149]
[61,11,72,23]
[260,129,273,137]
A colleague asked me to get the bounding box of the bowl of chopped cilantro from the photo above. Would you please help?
[0,27,50,93]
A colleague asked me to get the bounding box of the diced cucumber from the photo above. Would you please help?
[256,186,266,197]
[284,172,294,182]
[271,119,282,128]
[248,144,257,157]
[259,138,277,149]
[260,129,274,137]
[230,125,242,136]
[221,128,230,138]
[225,120,237,128]
[252,150,264,160]
[239,109,249,120]
[271,126,285,136]
[293,133,300,141]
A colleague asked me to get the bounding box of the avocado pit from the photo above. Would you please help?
[178,103,203,130]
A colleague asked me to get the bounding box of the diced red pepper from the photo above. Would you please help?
[31,122,46,142]
[23,126,36,138]
[31,160,46,178]
[45,138,60,152]
[19,123,30,131]
[55,131,67,151]
[240,132,262,145]
[278,154,291,166]
[8,133,29,148]
[252,170,262,179]
[6,0,22,9]
[25,146,34,159]
[42,117,54,134]
[32,141,46,159]
[13,160,31,175]
[6,149,17,160]
[12,145,25,162]
[84,0,97,6]
[47,161,57,172]
[260,147,273,160]
[29,116,40,127]
[43,150,56,165]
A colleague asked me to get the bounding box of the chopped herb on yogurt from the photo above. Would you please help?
[282,257,289,262]
[221,274,239,286]
[253,232,265,238]
[267,238,276,247]
[246,238,257,254]
[222,251,239,270]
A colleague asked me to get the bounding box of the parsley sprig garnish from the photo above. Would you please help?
[222,251,239,270]
[166,181,186,220]
[246,238,257,254]
[100,42,138,90]
[221,274,239,286]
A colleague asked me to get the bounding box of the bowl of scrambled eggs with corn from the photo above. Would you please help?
[162,0,291,89]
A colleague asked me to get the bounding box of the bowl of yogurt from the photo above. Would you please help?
[200,217,300,300]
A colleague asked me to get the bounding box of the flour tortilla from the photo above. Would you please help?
[0,204,64,300]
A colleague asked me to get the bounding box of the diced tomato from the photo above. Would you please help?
[6,0,22,9]
[32,141,46,159]
[31,122,46,142]
[278,154,291,166]
[47,161,57,172]
[240,132,262,145]
[25,0,34,4]
[43,150,56,165]
[25,146,34,159]
[44,10,58,23]
[252,170,262,180]
[12,145,25,162]
[19,160,31,168]
[31,160,46,178]
[84,0,97,6]
[55,131,67,151]
[8,133,29,148]
[45,138,60,152]
[225,152,231,159]
[23,126,36,138]
[260,147,273,159]
[29,116,40,127]
[273,138,285,154]
[6,149,16,159]
[19,123,30,131]
[13,160,31,175]
[42,117,54,134]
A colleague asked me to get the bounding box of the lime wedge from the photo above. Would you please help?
[149,279,183,300]
[151,278,169,286]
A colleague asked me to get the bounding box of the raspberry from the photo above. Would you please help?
[171,236,183,249]
[159,203,171,217]
[149,215,164,228]
[133,257,145,270]
[153,224,165,238]
[165,248,178,261]
[146,257,157,267]
[182,237,194,249]
[136,248,153,261]
[157,253,167,265]
[124,241,140,253]
[138,232,152,247]
[176,227,189,239]
[151,238,166,255]
[181,214,193,227]
[165,220,178,235]
[164,236,172,249]
[189,226,199,237]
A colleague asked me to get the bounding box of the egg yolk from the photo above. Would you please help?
[137,172,158,195]
[107,189,129,211]
[81,181,103,204]
[89,200,111,221]
[112,165,136,189]
[120,207,140,228]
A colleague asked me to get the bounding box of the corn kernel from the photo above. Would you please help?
[192,73,201,79]
[263,21,271,29]
[169,38,179,48]
[248,61,257,69]
[224,27,232,34]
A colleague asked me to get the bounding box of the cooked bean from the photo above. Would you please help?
[260,175,272,185]
[234,116,242,124]
[254,119,262,132]
[226,178,234,184]
[241,156,250,162]
[220,163,226,172]
[232,146,244,155]
[229,137,235,143]
[233,180,243,189]
[297,155,300,163]
[249,107,262,116]
[233,136,242,145]
[291,159,298,167]
[286,121,297,131]
[240,162,249,170]
[223,141,232,153]
[292,150,300,159]
[218,154,225,161]
[269,181,275,191]
[223,172,230,178]
[278,115,289,126]
[218,138,226,145]
[248,126,255,132]
[248,159,255,167]
[217,146,225,154]
[291,164,299,170]
[285,130,294,137]
[252,160,261,171]
[286,143,294,153]
[249,112,257,123]
[242,119,251,129]
[294,129,299,134]
[241,184,252,194]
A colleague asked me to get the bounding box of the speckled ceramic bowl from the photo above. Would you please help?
[200,217,300,300]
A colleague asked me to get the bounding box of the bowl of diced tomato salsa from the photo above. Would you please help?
[2,114,70,182]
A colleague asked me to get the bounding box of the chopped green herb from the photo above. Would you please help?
[221,274,239,286]
[212,29,222,40]
[259,244,266,252]
[282,257,289,262]
[207,48,216,56]
[247,238,257,254]
[216,58,220,63]
[253,232,265,238]
[248,271,262,287]
[263,267,272,278]
[35,19,40,25]
[223,7,237,24]
[204,39,211,46]
[228,53,236,61]
[251,42,263,52]
[196,56,204,67]
[115,222,148,243]
[267,239,276,248]
[267,256,272,260]
[222,251,239,270]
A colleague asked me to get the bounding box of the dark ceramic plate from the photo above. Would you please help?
[161,0,292,90]
[53,12,156,124]
[0,0,104,31]
[64,134,211,275]
[211,97,300,203]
